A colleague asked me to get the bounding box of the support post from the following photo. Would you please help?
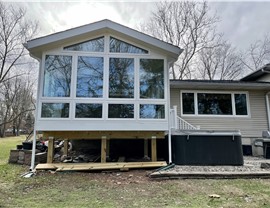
[106,139,110,158]
[168,129,172,164]
[173,105,178,130]
[101,136,107,163]
[47,137,54,163]
[151,136,157,162]
[63,139,69,156]
[144,139,148,158]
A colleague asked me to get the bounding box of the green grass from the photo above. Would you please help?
[0,137,270,208]
[0,136,25,164]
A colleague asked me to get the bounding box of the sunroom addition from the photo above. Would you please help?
[39,35,168,131]
[25,20,182,169]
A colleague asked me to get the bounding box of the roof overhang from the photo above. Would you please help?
[170,80,270,91]
[25,19,183,61]
[241,64,270,81]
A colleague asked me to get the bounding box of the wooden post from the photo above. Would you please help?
[144,139,148,158]
[47,137,54,163]
[151,136,157,162]
[101,136,107,163]
[63,139,69,156]
[106,139,110,158]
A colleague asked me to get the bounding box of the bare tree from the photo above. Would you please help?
[0,1,38,84]
[140,1,220,79]
[0,75,35,137]
[197,41,243,80]
[241,34,270,73]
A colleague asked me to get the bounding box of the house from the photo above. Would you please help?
[25,19,182,169]
[26,19,270,169]
[170,64,270,156]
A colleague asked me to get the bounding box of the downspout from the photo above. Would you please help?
[266,92,270,131]
[167,60,174,164]
[30,129,37,171]
[30,58,42,171]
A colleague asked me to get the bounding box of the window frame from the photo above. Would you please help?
[180,90,250,118]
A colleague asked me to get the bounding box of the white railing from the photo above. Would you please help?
[176,115,198,130]
[170,105,199,130]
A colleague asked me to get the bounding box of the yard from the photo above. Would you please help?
[0,136,270,208]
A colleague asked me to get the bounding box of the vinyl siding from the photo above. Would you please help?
[170,88,269,138]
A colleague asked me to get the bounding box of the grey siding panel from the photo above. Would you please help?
[170,89,268,138]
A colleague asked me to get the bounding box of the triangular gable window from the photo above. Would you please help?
[110,37,148,54]
[64,37,104,52]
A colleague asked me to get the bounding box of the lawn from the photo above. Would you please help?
[0,136,270,208]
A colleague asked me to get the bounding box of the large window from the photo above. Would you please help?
[77,56,103,98]
[41,103,69,118]
[198,93,232,115]
[41,36,167,121]
[182,93,195,114]
[75,103,102,118]
[140,104,165,119]
[140,59,164,99]
[108,104,134,118]
[234,94,248,115]
[182,92,248,116]
[43,55,72,97]
[110,37,148,54]
[64,37,104,52]
[109,58,134,98]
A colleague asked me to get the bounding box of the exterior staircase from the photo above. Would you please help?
[170,106,199,131]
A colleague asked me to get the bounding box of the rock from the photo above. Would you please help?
[116,182,121,185]
[261,163,270,169]
[209,194,220,198]
[60,155,67,162]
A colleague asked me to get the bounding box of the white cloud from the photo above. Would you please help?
[10,1,270,51]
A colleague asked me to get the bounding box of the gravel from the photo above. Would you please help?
[165,156,270,173]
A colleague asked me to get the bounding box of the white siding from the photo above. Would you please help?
[170,88,268,138]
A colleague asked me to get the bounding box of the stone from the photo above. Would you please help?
[209,194,220,198]
[9,150,19,163]
[261,163,270,169]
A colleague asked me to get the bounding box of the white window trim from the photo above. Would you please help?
[180,90,250,118]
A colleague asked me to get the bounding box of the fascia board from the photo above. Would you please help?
[170,81,270,90]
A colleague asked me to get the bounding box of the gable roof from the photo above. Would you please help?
[25,19,183,60]
[240,63,270,81]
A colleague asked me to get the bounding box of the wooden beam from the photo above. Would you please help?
[63,139,69,155]
[151,137,157,162]
[101,136,107,163]
[47,137,54,163]
[35,161,167,171]
[43,131,165,140]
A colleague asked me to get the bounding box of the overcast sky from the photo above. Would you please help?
[13,1,270,51]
